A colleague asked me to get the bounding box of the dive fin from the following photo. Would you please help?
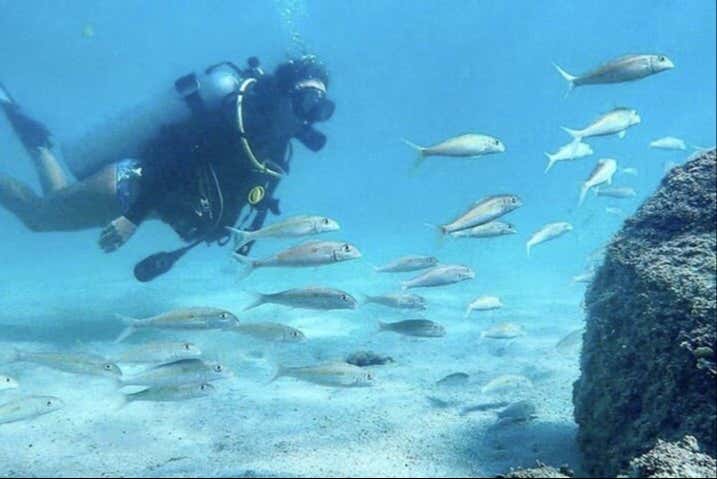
[618,130,626,139]
[553,63,577,96]
[114,314,139,343]
[0,81,13,105]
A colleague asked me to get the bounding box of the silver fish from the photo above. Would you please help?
[465,296,503,317]
[649,136,687,151]
[363,293,427,310]
[436,372,470,387]
[116,341,202,364]
[437,195,522,234]
[605,207,624,216]
[9,350,122,379]
[563,108,641,140]
[271,361,374,387]
[481,374,533,394]
[555,328,584,356]
[115,308,239,343]
[544,139,594,173]
[0,375,19,391]
[497,400,537,424]
[402,133,505,168]
[448,221,517,239]
[402,264,475,290]
[580,159,618,206]
[228,215,340,249]
[232,322,305,342]
[0,396,64,425]
[620,167,639,176]
[554,54,674,92]
[572,271,595,284]
[374,255,438,273]
[595,186,636,198]
[233,240,361,277]
[119,359,231,387]
[526,222,573,256]
[244,287,358,311]
[481,323,525,339]
[378,319,446,338]
[122,383,215,405]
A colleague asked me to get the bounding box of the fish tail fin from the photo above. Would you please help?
[242,291,265,311]
[561,126,582,140]
[578,183,589,207]
[424,223,447,248]
[0,347,21,364]
[268,364,287,384]
[359,293,373,306]
[553,63,577,96]
[402,138,426,169]
[378,321,388,332]
[114,314,138,343]
[226,226,254,250]
[544,152,556,173]
[112,394,130,411]
[232,253,256,280]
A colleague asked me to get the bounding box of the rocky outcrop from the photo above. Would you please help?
[573,149,717,476]
[625,435,717,478]
[496,461,573,478]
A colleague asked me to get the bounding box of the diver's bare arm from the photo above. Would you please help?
[98,169,156,253]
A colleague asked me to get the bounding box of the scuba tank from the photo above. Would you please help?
[62,61,258,180]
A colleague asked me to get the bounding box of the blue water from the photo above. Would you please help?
[0,1,715,476]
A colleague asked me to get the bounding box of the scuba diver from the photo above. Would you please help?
[0,56,334,281]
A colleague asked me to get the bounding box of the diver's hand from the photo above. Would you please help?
[99,216,137,253]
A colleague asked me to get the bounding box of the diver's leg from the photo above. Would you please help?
[0,165,120,231]
[31,147,71,194]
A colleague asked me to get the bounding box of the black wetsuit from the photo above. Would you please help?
[124,77,288,249]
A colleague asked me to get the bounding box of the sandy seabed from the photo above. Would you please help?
[0,258,583,477]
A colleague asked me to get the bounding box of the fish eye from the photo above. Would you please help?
[46,400,53,407]
[4,378,9,382]
[220,312,228,319]
[343,244,351,252]
[494,139,499,145]
[214,365,223,372]
[322,218,329,225]
[659,55,665,61]
[341,294,348,301]
[184,343,191,350]
[367,373,374,380]
[104,364,113,370]
[200,384,208,391]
